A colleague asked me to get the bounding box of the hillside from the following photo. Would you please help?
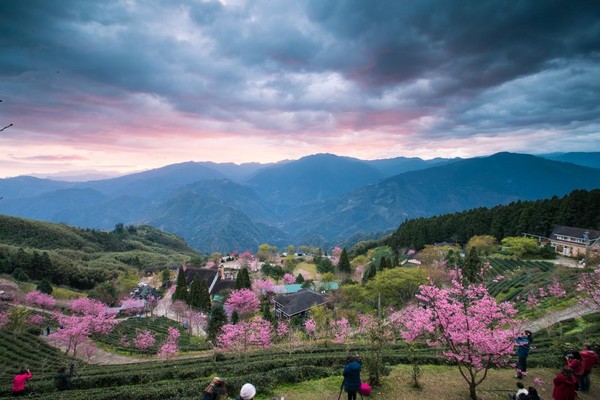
[0,215,200,290]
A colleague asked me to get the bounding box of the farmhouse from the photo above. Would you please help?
[273,288,331,319]
[184,266,236,296]
[548,225,600,257]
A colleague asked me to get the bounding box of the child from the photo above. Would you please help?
[507,381,528,400]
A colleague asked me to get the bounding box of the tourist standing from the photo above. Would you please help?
[342,355,362,400]
[580,343,599,392]
[515,330,533,378]
[566,351,584,390]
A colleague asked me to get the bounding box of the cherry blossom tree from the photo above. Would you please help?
[578,266,600,310]
[329,317,351,344]
[357,313,395,385]
[24,290,56,309]
[282,273,296,285]
[399,273,518,400]
[134,330,156,353]
[27,314,44,326]
[120,299,145,316]
[218,317,272,359]
[170,300,190,322]
[51,298,118,357]
[253,279,276,298]
[304,318,316,338]
[548,280,566,298]
[158,326,181,360]
[0,280,19,301]
[224,289,260,319]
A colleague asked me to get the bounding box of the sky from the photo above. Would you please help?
[1,0,600,179]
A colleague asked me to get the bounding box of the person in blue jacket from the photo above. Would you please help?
[515,330,533,379]
[342,355,362,400]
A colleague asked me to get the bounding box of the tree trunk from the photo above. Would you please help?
[469,383,477,400]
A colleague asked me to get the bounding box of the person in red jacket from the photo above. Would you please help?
[580,343,599,393]
[552,366,577,400]
[12,368,32,396]
[566,351,584,390]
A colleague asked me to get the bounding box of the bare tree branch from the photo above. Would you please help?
[0,123,13,132]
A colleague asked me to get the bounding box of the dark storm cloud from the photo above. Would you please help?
[1,0,599,148]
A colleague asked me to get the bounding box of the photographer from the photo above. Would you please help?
[565,351,584,390]
[12,368,32,396]
[55,363,74,391]
[341,355,362,400]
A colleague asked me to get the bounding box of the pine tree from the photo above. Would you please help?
[378,257,388,271]
[188,276,202,308]
[199,280,211,312]
[172,266,189,303]
[36,278,53,294]
[261,300,273,323]
[337,248,351,274]
[362,264,377,283]
[462,248,482,283]
[13,267,29,282]
[206,304,228,344]
[235,268,251,290]
[295,273,305,283]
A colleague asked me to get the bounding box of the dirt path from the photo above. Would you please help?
[524,302,594,332]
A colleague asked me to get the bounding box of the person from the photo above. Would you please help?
[46,326,50,336]
[566,351,584,390]
[580,343,599,393]
[522,386,541,400]
[202,376,227,400]
[55,365,73,391]
[552,366,577,400]
[236,383,256,400]
[12,368,32,396]
[515,330,533,378]
[507,381,528,399]
[342,355,362,400]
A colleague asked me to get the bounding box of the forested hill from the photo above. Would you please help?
[0,215,201,291]
[385,189,600,250]
[0,215,198,254]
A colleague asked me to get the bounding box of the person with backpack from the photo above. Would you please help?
[12,368,32,396]
[341,355,362,400]
[202,376,227,400]
[507,381,528,399]
[515,330,533,379]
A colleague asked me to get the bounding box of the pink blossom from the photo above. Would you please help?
[282,273,296,285]
[218,317,272,352]
[548,280,566,298]
[526,294,540,310]
[70,298,106,315]
[134,330,156,350]
[253,279,276,295]
[24,290,56,309]
[407,249,416,256]
[0,280,19,301]
[249,259,261,272]
[494,275,505,282]
[578,266,600,310]
[276,321,289,337]
[304,318,316,335]
[121,299,145,315]
[27,314,44,326]
[157,341,178,359]
[329,318,351,344]
[224,289,260,318]
[398,273,518,400]
[533,377,545,387]
[538,288,547,298]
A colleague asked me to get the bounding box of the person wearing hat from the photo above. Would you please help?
[203,377,227,400]
[236,383,256,400]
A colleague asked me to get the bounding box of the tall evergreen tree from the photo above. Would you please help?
[172,266,189,303]
[199,280,211,312]
[206,304,228,344]
[231,310,239,324]
[362,264,377,284]
[235,267,252,290]
[378,257,389,271]
[337,248,351,274]
[36,278,53,294]
[295,273,305,283]
[462,248,482,283]
[261,300,273,323]
[188,276,202,308]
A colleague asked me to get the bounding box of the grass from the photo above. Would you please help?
[294,262,317,280]
[257,364,600,400]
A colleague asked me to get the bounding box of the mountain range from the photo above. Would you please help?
[1,152,599,253]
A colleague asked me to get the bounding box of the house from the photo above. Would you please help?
[273,289,331,319]
[548,225,600,257]
[184,266,236,297]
